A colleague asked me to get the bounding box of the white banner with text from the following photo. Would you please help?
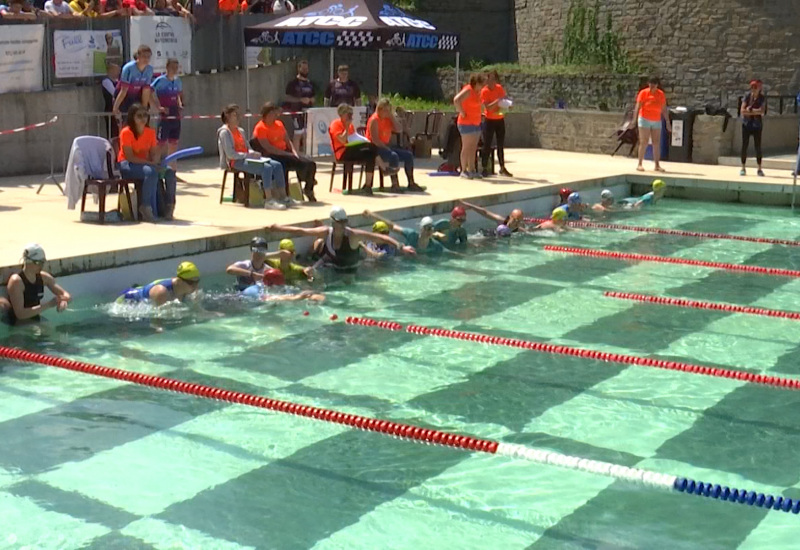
[129,16,191,74]
[0,25,44,94]
[54,30,124,78]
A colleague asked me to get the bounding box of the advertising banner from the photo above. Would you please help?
[53,30,124,78]
[0,25,44,94]
[129,16,192,74]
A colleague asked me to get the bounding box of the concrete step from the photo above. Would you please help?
[719,155,797,171]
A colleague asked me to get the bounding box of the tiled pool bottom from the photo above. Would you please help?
[3,199,800,549]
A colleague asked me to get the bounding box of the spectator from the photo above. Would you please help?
[113,45,159,117]
[118,104,177,222]
[251,101,318,203]
[167,0,193,18]
[284,59,315,153]
[1,0,36,18]
[324,65,361,108]
[480,70,512,177]
[635,76,671,173]
[453,73,485,179]
[104,33,122,66]
[218,0,240,14]
[101,62,120,140]
[69,0,99,15]
[44,0,76,15]
[366,98,423,192]
[99,0,131,15]
[740,79,766,177]
[271,0,293,13]
[329,104,382,195]
[217,104,289,210]
[151,58,184,168]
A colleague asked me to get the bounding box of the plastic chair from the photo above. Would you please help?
[81,149,139,224]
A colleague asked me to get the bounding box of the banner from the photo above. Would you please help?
[53,30,124,79]
[0,25,44,94]
[306,106,367,157]
[129,16,191,74]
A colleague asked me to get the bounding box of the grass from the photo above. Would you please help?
[385,94,453,111]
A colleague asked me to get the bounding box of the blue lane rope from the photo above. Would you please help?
[673,478,800,513]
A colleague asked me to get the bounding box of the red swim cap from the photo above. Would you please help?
[559,188,573,202]
[262,268,285,286]
[451,206,466,219]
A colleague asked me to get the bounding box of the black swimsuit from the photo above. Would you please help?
[323,228,360,274]
[7,271,43,325]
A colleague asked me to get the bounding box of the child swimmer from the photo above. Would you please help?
[621,179,666,209]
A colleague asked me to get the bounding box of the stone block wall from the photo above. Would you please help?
[514,0,800,108]
[531,109,622,154]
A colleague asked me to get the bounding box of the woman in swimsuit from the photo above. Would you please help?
[1,243,71,326]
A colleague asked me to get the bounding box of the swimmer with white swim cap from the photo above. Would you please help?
[592,189,619,216]
[621,179,666,209]
[363,210,449,255]
[456,199,528,234]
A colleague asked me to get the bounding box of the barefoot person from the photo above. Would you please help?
[454,73,485,179]
[0,244,71,326]
[457,200,526,233]
[635,76,671,173]
[740,79,766,177]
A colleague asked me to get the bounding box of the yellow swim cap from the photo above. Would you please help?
[279,238,295,252]
[372,221,390,234]
[652,179,666,190]
[551,207,567,221]
[177,261,200,281]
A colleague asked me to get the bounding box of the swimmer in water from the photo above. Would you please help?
[226,236,292,291]
[620,179,666,209]
[456,199,528,234]
[558,187,573,207]
[433,206,469,249]
[533,207,571,233]
[116,261,201,306]
[363,210,449,255]
[361,221,398,259]
[242,268,325,302]
[267,239,314,283]
[563,192,585,220]
[592,189,619,216]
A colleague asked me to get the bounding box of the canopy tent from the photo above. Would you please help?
[243,0,461,105]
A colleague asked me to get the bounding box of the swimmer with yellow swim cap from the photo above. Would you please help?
[363,210,449,255]
[264,238,315,283]
[534,207,571,232]
[620,179,666,209]
[361,220,398,259]
[116,261,201,306]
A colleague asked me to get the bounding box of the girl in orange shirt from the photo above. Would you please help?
[635,76,672,173]
[118,103,177,221]
[366,98,424,192]
[453,73,485,179]
[480,70,512,177]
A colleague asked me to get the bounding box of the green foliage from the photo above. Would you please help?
[392,0,420,10]
[384,93,454,111]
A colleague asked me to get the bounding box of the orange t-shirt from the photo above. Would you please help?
[365,113,393,145]
[481,84,506,120]
[218,0,238,11]
[329,117,354,160]
[254,119,288,151]
[118,126,156,163]
[457,85,482,126]
[230,126,247,153]
[636,87,666,122]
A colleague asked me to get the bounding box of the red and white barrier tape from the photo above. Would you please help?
[0,116,58,136]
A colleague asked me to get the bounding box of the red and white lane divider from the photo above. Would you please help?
[604,291,800,321]
[524,218,800,247]
[543,245,800,278]
[0,116,58,136]
[345,317,800,390]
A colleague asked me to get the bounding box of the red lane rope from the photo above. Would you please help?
[524,218,800,247]
[604,291,800,321]
[0,346,497,454]
[543,245,800,278]
[345,317,800,390]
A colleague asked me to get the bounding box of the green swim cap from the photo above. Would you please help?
[372,221,390,234]
[652,179,666,191]
[279,239,295,252]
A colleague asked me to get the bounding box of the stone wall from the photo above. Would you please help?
[435,68,643,109]
[531,109,621,154]
[514,0,800,108]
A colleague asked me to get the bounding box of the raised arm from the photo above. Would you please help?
[350,228,415,256]
[362,209,405,233]
[268,223,328,237]
[457,199,503,223]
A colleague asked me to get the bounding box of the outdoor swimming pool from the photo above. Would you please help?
[2,198,800,549]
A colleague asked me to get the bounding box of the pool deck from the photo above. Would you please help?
[1,148,797,281]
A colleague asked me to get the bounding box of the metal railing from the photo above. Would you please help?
[737,94,799,116]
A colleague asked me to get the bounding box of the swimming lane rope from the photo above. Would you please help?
[604,291,800,321]
[543,245,800,278]
[0,344,796,515]
[524,218,800,247]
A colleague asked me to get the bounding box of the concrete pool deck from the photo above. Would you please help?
[1,148,798,282]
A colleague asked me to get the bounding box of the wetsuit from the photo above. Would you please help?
[620,191,654,206]
[6,271,43,325]
[116,278,173,303]
[321,227,361,274]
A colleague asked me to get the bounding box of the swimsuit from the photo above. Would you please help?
[117,278,173,303]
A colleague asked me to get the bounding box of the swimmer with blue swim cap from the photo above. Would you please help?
[116,261,201,306]
[363,210,449,255]
[621,179,666,209]
[563,192,585,220]
[457,199,528,235]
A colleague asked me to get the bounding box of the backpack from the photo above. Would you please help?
[439,115,462,169]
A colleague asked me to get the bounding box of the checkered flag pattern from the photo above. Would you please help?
[438,34,459,50]
[336,31,375,49]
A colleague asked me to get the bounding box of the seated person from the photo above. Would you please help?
[116,261,200,306]
[251,101,318,202]
[366,98,424,192]
[592,189,618,216]
[242,268,325,302]
[266,239,313,283]
[226,236,288,291]
[1,244,72,326]
[217,103,288,210]
[620,179,666,208]
[433,206,469,249]
[364,211,447,256]
[329,104,386,196]
[457,199,526,233]
[534,207,570,233]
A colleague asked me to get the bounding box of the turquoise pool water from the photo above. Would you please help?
[3,199,800,549]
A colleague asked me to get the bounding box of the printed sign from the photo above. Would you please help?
[306,106,367,157]
[671,120,684,147]
[129,16,192,74]
[0,25,44,93]
[54,30,124,78]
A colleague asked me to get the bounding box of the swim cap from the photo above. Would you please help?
[279,238,295,252]
[559,188,573,202]
[330,205,347,222]
[372,221,390,234]
[22,243,46,263]
[567,192,582,204]
[262,268,285,286]
[451,206,467,219]
[600,189,614,200]
[250,236,268,252]
[496,224,512,237]
[177,261,199,281]
[551,207,567,221]
[510,208,523,220]
[652,179,666,191]
[420,216,434,229]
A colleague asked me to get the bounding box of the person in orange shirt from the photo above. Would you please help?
[480,70,512,178]
[635,76,672,173]
[218,0,239,13]
[366,98,424,193]
[251,102,318,202]
[328,104,382,195]
[118,103,177,222]
[453,73,485,179]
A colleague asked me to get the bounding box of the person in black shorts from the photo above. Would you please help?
[740,79,766,177]
[284,59,315,153]
[324,65,361,108]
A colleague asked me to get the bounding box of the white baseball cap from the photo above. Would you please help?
[420,216,434,229]
[600,189,614,200]
[22,243,46,263]
[330,206,348,222]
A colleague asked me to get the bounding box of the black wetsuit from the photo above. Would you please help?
[322,228,360,274]
[7,271,44,325]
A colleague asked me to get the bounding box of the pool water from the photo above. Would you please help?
[3,199,800,549]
